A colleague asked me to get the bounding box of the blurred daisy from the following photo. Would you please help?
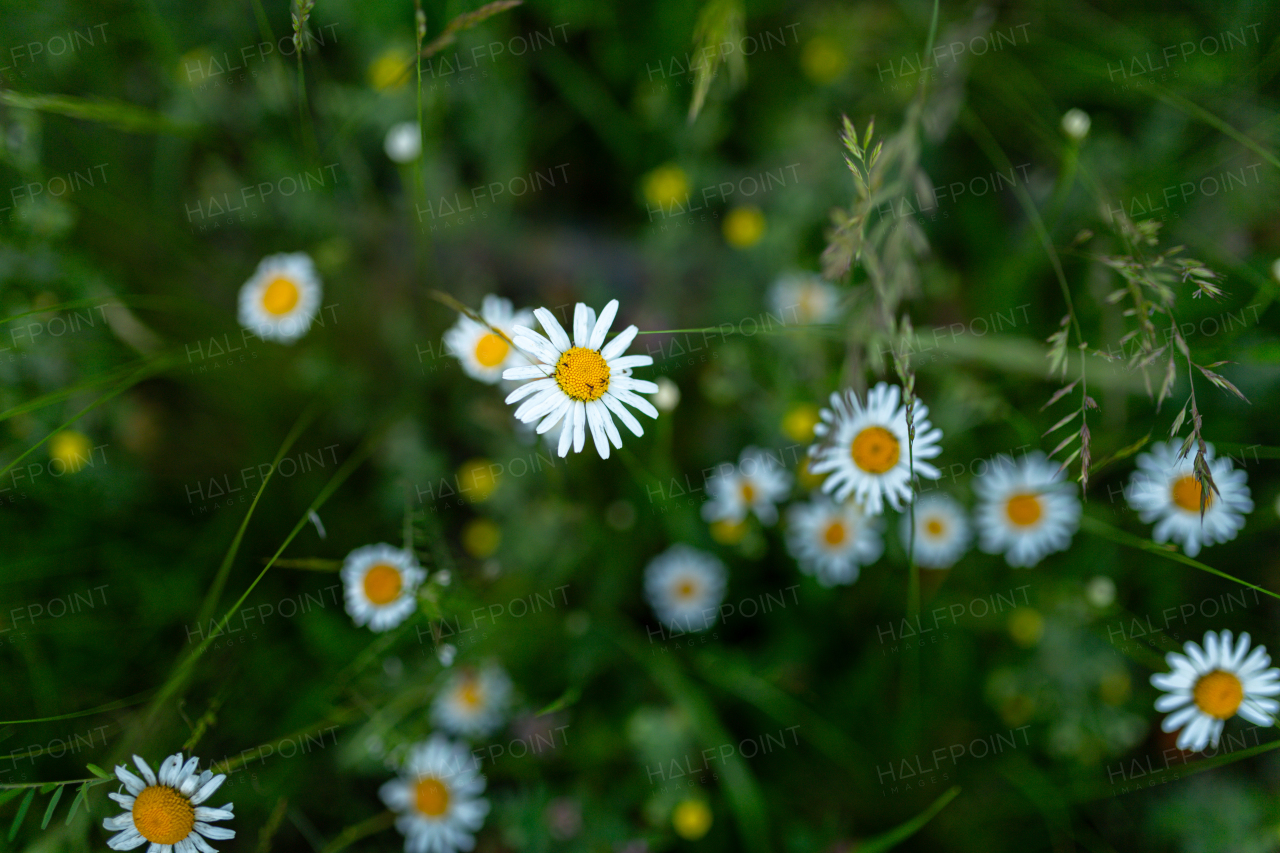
[785,497,883,587]
[432,665,512,739]
[385,121,422,163]
[444,295,534,385]
[380,735,489,853]
[899,493,971,569]
[341,544,426,632]
[502,300,659,459]
[973,452,1080,567]
[701,447,792,526]
[1126,440,1252,558]
[644,545,726,633]
[808,382,943,515]
[768,272,839,325]
[1151,629,1280,752]
[103,753,234,852]
[723,205,765,248]
[237,252,322,344]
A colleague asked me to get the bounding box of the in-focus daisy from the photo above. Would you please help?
[808,382,943,515]
[443,295,534,384]
[237,252,322,344]
[1126,440,1252,558]
[341,543,426,632]
[768,272,840,325]
[785,497,883,587]
[103,753,234,852]
[502,300,659,459]
[973,452,1081,567]
[644,545,727,633]
[431,664,513,739]
[1151,629,1280,752]
[899,492,971,569]
[701,447,792,526]
[380,735,489,853]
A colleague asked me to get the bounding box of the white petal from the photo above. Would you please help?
[557,413,574,457]
[534,308,571,351]
[572,303,590,348]
[502,365,552,381]
[588,300,618,350]
[607,355,652,370]
[133,756,157,786]
[194,824,235,841]
[601,325,640,360]
[601,393,644,436]
[586,401,610,459]
[190,774,227,805]
[572,401,586,453]
[504,377,555,405]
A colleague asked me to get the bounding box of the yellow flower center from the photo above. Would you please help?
[674,579,698,600]
[260,276,300,316]
[459,679,483,709]
[1193,669,1243,720]
[823,521,847,546]
[925,518,945,537]
[850,426,900,474]
[362,564,403,605]
[414,777,450,818]
[474,333,510,368]
[740,481,756,503]
[132,786,195,845]
[1171,475,1212,512]
[1005,493,1042,527]
[554,347,610,402]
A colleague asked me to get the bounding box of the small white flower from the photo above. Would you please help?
[237,252,322,344]
[644,545,727,633]
[808,382,943,516]
[341,544,425,632]
[380,735,490,853]
[385,121,422,163]
[1151,629,1280,752]
[1061,108,1091,141]
[899,492,970,569]
[1126,440,1252,558]
[973,452,1080,567]
[785,497,883,587]
[502,299,659,459]
[768,272,840,324]
[701,447,792,526]
[431,664,512,739]
[654,377,681,412]
[103,753,234,852]
[443,295,534,384]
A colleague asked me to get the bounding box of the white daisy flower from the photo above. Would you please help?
[502,300,659,459]
[103,753,234,852]
[1126,440,1252,558]
[899,492,971,569]
[1151,629,1280,752]
[701,447,793,526]
[973,452,1081,567]
[380,735,490,853]
[443,295,534,384]
[785,497,883,587]
[431,664,513,739]
[644,545,727,633]
[237,252,322,344]
[385,121,423,163]
[768,272,840,324]
[808,382,943,515]
[341,543,426,632]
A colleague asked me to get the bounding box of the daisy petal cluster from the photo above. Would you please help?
[341,543,427,632]
[702,447,792,526]
[768,272,840,325]
[1151,629,1280,751]
[899,492,971,570]
[973,452,1080,567]
[808,382,943,515]
[785,496,883,587]
[380,735,489,853]
[503,300,659,459]
[104,753,234,852]
[238,252,322,344]
[1126,439,1252,558]
[644,545,727,633]
[443,295,534,384]
[431,664,513,739]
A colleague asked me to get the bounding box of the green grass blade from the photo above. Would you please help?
[858,786,959,852]
[64,783,88,826]
[8,788,35,841]
[0,91,197,137]
[39,785,64,830]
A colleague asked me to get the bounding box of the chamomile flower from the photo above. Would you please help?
[701,447,792,526]
[1151,630,1280,752]
[1126,440,1252,558]
[443,295,534,384]
[380,735,490,853]
[502,300,659,459]
[785,497,883,587]
[899,493,971,569]
[431,665,513,739]
[644,545,727,633]
[103,753,234,852]
[237,252,322,344]
[341,544,426,632]
[768,272,840,324]
[973,452,1080,567]
[808,382,943,515]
